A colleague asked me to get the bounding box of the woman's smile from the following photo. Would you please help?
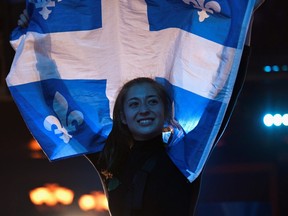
[138,118,154,126]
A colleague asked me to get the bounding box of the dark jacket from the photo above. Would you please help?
[88,136,201,216]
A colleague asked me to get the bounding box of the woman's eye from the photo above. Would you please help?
[148,99,159,105]
[128,102,139,108]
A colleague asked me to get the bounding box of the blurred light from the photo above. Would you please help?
[93,191,109,211]
[29,187,55,206]
[263,65,271,72]
[78,194,95,211]
[28,139,46,159]
[28,139,42,151]
[282,114,288,126]
[272,65,280,72]
[263,64,288,72]
[54,186,74,205]
[263,114,273,127]
[263,113,288,127]
[273,114,282,126]
[282,65,288,71]
[29,184,74,206]
[78,191,108,212]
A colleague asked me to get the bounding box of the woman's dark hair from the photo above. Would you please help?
[99,77,174,178]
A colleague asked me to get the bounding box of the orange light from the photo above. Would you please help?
[28,139,46,159]
[29,184,74,206]
[93,191,109,211]
[28,139,42,151]
[54,186,74,205]
[29,187,53,205]
[78,194,96,211]
[78,191,108,212]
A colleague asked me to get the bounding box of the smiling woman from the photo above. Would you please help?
[121,82,166,141]
[87,77,201,216]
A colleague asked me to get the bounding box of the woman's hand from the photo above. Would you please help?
[17,9,30,28]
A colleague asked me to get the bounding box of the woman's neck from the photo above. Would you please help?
[131,134,164,151]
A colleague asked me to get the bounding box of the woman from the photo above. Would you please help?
[87,77,201,216]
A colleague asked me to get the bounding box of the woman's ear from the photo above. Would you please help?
[120,112,127,124]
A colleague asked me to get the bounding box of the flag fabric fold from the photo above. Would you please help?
[7,0,257,182]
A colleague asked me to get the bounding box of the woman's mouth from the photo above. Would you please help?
[138,118,154,126]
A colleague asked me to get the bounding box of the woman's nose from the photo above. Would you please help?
[139,103,149,114]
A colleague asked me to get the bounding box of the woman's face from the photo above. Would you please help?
[121,83,165,141]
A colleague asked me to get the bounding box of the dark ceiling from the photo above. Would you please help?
[251,0,288,51]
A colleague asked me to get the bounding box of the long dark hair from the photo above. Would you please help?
[99,77,174,178]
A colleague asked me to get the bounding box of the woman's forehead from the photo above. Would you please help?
[125,83,159,99]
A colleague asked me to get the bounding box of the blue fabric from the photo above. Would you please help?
[146,0,248,47]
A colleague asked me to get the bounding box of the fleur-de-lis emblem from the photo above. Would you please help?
[29,0,62,20]
[182,0,221,22]
[44,92,84,143]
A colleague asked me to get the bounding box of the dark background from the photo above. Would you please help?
[1,0,288,215]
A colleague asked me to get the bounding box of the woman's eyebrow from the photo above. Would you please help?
[126,97,139,102]
[127,95,158,101]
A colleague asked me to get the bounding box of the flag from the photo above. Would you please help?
[7,0,258,182]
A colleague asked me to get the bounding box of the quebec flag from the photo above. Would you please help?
[7,0,259,182]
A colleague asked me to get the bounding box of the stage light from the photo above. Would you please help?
[263,64,288,73]
[78,194,96,211]
[273,114,282,126]
[263,114,273,127]
[263,113,288,127]
[272,65,280,72]
[29,184,74,206]
[29,187,55,206]
[28,139,46,159]
[263,65,271,73]
[282,65,288,71]
[282,114,288,126]
[78,191,108,212]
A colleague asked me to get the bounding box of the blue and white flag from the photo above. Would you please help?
[7,0,258,182]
